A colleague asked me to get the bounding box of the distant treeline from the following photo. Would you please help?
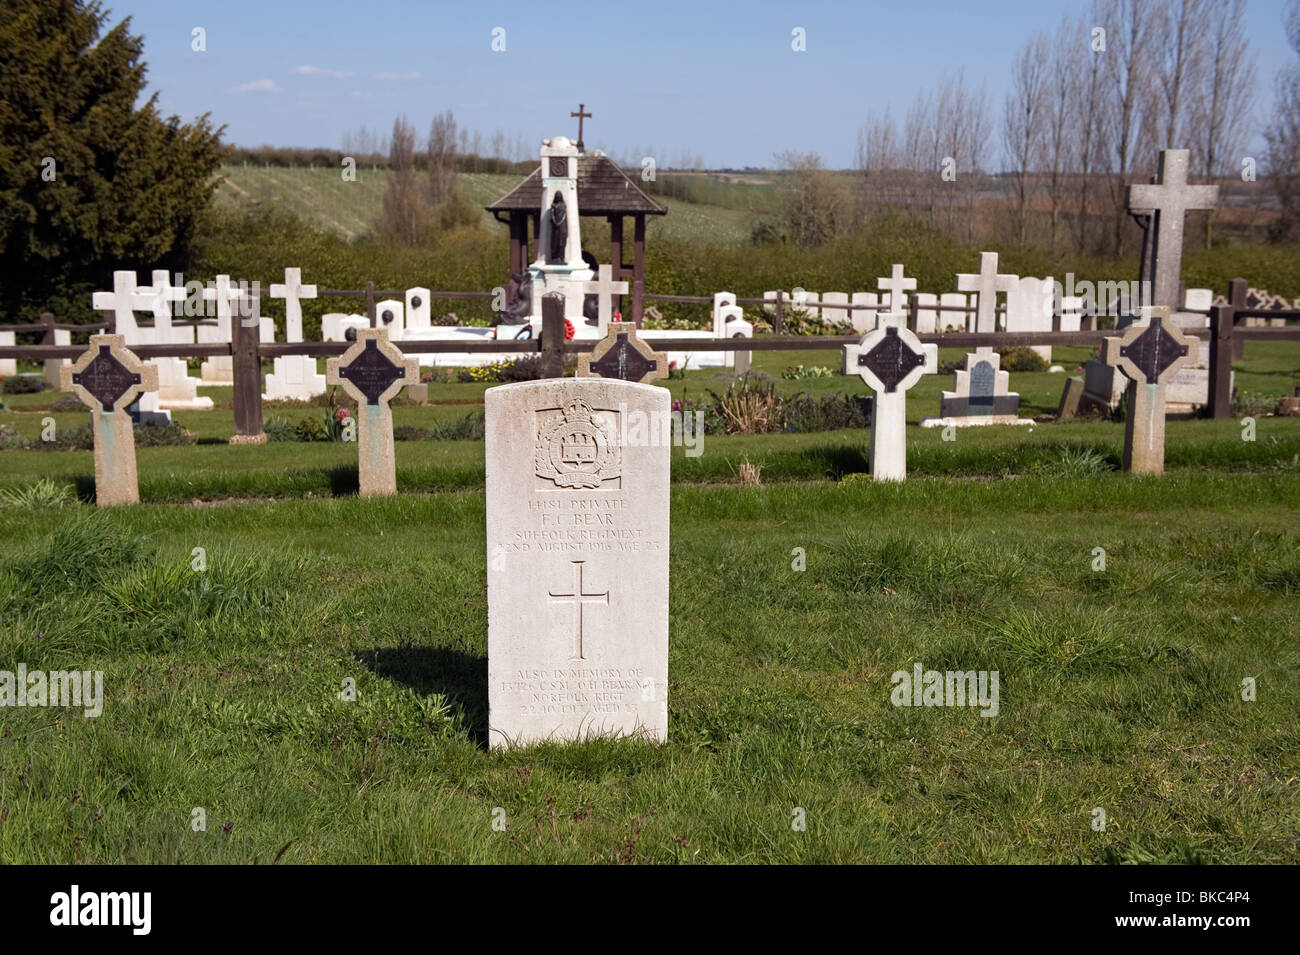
[223,145,536,176]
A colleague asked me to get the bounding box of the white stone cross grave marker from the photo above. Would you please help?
[1126,149,1219,310]
[878,263,917,314]
[141,270,211,410]
[580,264,629,333]
[266,268,326,400]
[843,314,937,482]
[957,252,1018,350]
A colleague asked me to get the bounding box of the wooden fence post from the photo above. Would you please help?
[1228,277,1248,363]
[773,293,785,335]
[229,293,266,444]
[365,281,377,326]
[907,294,919,333]
[1209,304,1235,419]
[540,295,565,379]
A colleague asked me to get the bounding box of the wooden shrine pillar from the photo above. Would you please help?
[632,213,646,326]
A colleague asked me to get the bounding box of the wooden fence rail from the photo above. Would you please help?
[4,278,1296,436]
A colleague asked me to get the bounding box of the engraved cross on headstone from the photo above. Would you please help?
[548,560,609,660]
[1103,305,1200,476]
[1126,149,1218,310]
[843,314,937,482]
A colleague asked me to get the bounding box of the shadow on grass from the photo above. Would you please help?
[799,443,870,479]
[327,465,358,497]
[354,645,488,747]
[72,474,96,503]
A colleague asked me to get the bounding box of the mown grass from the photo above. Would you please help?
[0,471,1295,864]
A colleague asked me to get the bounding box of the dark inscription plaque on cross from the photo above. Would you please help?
[591,333,657,382]
[1118,320,1189,384]
[579,322,667,384]
[859,326,925,393]
[73,345,142,412]
[337,338,404,405]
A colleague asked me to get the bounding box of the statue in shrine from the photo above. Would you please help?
[545,193,568,264]
[497,272,533,325]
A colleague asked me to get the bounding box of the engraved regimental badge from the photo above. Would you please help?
[535,398,621,488]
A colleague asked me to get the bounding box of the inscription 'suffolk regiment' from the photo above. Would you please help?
[535,398,621,488]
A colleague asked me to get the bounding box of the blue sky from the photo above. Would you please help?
[121,0,1295,168]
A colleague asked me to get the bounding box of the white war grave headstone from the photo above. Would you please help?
[485,378,669,749]
[843,314,937,481]
[325,327,419,497]
[60,335,159,506]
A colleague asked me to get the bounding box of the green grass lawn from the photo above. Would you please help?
[0,473,1296,863]
[0,343,1297,863]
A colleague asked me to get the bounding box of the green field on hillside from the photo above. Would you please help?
[213,167,760,245]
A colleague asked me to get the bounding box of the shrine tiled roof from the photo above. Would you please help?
[487,153,667,216]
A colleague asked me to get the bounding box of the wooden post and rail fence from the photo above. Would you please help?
[2,278,1296,439]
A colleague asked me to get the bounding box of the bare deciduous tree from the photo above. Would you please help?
[1264,0,1300,240]
[1004,31,1049,245]
[378,116,426,244]
[1195,0,1255,246]
[1039,14,1079,251]
[1097,0,1163,253]
[426,110,458,205]
[1156,0,1211,149]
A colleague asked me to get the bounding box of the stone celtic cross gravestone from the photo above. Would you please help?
[325,328,418,497]
[485,378,669,749]
[577,321,668,384]
[843,315,937,481]
[60,334,159,506]
[1103,306,1200,475]
[1126,149,1218,310]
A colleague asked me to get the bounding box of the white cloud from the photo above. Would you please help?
[227,79,280,94]
[374,71,421,81]
[295,65,352,78]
